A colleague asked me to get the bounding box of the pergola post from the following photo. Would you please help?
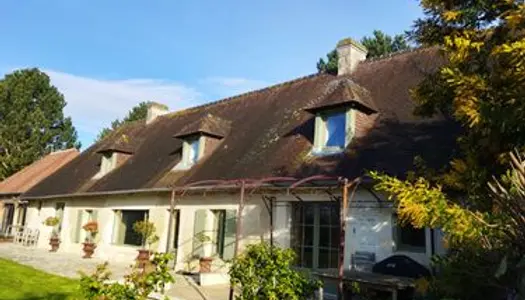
[228,180,246,300]
[338,178,349,300]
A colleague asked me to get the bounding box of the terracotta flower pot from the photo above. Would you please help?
[49,237,60,252]
[82,242,96,258]
[136,249,151,268]
[199,257,213,273]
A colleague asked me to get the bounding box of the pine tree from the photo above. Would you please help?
[0,68,80,180]
[317,30,410,74]
[96,101,149,141]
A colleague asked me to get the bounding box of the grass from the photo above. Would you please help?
[0,258,81,300]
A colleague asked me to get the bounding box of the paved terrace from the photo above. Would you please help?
[0,243,230,300]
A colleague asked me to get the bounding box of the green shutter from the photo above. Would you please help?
[193,209,208,257]
[222,210,237,261]
[72,210,83,243]
[112,210,125,245]
[91,210,98,221]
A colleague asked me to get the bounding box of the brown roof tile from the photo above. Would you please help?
[24,47,458,198]
[0,149,79,194]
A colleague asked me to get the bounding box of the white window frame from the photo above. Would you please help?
[312,108,355,155]
[173,135,205,170]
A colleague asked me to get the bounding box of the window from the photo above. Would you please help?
[393,215,426,252]
[112,210,149,246]
[189,138,200,164]
[173,136,203,170]
[73,209,98,243]
[193,209,236,260]
[94,152,117,179]
[325,112,346,147]
[313,109,355,154]
[292,203,340,269]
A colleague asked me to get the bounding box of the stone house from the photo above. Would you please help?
[0,148,79,234]
[21,38,455,294]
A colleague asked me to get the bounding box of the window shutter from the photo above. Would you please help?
[91,210,98,221]
[222,210,237,261]
[193,209,208,257]
[112,210,125,245]
[72,210,83,243]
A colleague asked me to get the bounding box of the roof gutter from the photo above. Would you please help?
[21,187,171,201]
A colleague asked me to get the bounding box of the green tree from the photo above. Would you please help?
[317,30,411,74]
[371,1,525,298]
[96,101,149,141]
[0,68,80,180]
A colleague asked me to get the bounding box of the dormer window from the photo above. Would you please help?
[179,136,203,169]
[304,78,379,156]
[172,114,231,171]
[93,151,117,179]
[313,109,355,154]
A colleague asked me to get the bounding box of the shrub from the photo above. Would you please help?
[229,242,321,300]
[133,220,159,250]
[79,252,174,300]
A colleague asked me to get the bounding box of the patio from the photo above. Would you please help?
[0,243,231,300]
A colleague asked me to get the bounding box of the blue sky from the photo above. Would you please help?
[0,1,422,148]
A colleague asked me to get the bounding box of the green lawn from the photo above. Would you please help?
[0,258,81,300]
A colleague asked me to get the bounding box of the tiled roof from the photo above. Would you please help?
[174,114,232,139]
[0,148,79,194]
[24,47,458,198]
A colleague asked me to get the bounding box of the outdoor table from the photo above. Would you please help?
[312,269,415,300]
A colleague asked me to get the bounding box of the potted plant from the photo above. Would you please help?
[194,232,214,273]
[133,220,159,268]
[81,220,98,258]
[44,216,60,252]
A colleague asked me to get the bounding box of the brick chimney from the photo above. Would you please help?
[336,38,368,76]
[146,102,169,124]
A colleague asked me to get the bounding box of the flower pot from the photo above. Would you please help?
[199,257,213,273]
[49,237,60,252]
[136,249,151,268]
[82,242,96,258]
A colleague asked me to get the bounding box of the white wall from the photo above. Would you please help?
[24,188,445,273]
[271,189,444,269]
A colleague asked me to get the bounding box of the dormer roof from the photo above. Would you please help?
[173,114,232,139]
[96,122,147,154]
[304,78,378,115]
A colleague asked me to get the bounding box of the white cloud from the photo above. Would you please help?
[0,67,268,148]
[203,76,269,98]
[44,70,203,141]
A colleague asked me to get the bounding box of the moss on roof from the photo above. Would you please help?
[336,38,367,52]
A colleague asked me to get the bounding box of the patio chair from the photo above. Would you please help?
[24,228,39,247]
